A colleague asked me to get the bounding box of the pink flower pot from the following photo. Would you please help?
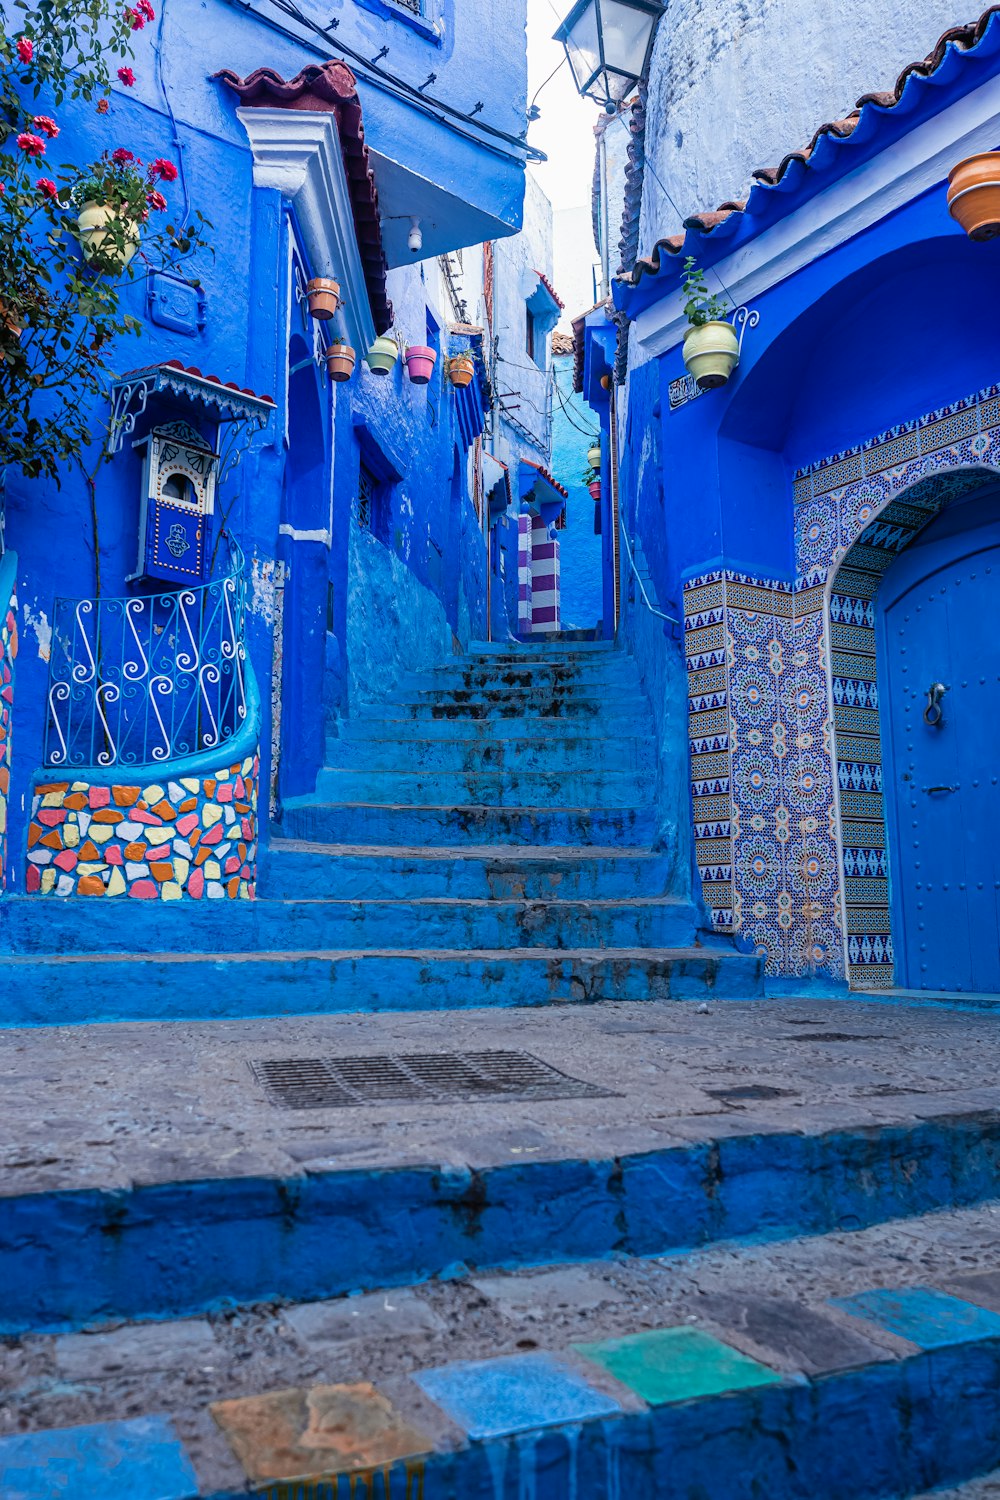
[404,345,437,385]
[587,480,601,501]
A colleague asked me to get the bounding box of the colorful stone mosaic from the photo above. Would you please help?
[0,583,16,893]
[686,384,1000,986]
[25,753,259,898]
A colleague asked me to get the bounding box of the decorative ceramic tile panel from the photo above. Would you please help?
[688,384,1000,986]
[25,754,259,898]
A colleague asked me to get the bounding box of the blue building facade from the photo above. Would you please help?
[0,0,532,900]
[581,7,1000,992]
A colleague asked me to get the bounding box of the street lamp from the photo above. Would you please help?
[553,0,665,112]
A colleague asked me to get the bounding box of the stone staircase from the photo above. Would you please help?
[0,639,761,1024]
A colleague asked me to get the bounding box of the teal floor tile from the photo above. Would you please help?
[573,1326,784,1406]
[413,1352,622,1440]
[830,1287,1000,1349]
[0,1414,199,1500]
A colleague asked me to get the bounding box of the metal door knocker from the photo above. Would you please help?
[923,682,947,727]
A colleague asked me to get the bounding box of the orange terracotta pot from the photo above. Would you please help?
[306,277,341,319]
[325,343,356,382]
[449,353,475,388]
[947,152,1000,241]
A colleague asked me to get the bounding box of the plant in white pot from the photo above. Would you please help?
[681,257,738,390]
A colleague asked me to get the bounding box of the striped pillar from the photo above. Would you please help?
[529,517,560,634]
[517,513,532,635]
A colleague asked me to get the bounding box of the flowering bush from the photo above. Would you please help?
[0,0,210,482]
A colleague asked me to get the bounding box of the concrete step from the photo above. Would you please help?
[0,944,761,1026]
[467,639,615,655]
[323,733,657,773]
[339,713,647,741]
[312,766,650,808]
[0,893,699,956]
[8,1201,1000,1496]
[406,660,641,691]
[378,697,648,723]
[263,843,674,900]
[278,801,657,847]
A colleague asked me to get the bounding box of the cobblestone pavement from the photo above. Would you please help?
[2,996,1000,1196]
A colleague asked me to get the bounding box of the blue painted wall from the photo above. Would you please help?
[551,355,602,632]
[0,0,527,889]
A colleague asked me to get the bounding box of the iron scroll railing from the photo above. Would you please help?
[44,541,249,770]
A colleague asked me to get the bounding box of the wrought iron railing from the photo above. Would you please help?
[44,541,249,770]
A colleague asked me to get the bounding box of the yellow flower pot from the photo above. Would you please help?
[682,320,739,390]
[587,444,601,469]
[78,201,140,270]
[947,152,1000,241]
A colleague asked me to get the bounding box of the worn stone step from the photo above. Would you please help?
[339,714,645,741]
[384,693,649,721]
[278,801,657,847]
[406,661,641,692]
[322,733,657,774]
[8,1201,1000,1496]
[312,767,650,808]
[262,843,674,900]
[0,945,761,1026]
[467,639,615,656]
[0,894,698,956]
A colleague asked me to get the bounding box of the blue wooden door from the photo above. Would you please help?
[880,493,1000,992]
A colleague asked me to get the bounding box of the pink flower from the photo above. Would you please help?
[0,184,6,195]
[96,98,110,114]
[33,115,59,138]
[117,65,135,85]
[125,7,145,28]
[137,0,155,19]
[16,36,33,63]
[111,147,135,165]
[146,189,167,211]
[16,132,45,158]
[149,157,177,182]
[37,178,58,199]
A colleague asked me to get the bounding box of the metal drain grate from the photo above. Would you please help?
[250,1050,616,1110]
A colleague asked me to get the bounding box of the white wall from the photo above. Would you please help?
[637,0,967,260]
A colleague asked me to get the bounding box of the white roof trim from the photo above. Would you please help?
[237,107,377,355]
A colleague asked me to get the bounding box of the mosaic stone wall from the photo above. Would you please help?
[0,583,16,892]
[686,384,1000,986]
[26,753,259,898]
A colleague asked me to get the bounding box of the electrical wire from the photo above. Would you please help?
[528,52,566,112]
[640,150,739,308]
[225,0,546,164]
[151,0,190,231]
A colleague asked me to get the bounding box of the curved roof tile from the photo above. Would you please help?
[623,4,1000,287]
[215,61,393,333]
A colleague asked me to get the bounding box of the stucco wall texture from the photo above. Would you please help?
[638,0,969,254]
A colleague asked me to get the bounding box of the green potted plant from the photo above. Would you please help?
[582,462,601,501]
[586,437,601,470]
[74,149,179,270]
[681,257,738,389]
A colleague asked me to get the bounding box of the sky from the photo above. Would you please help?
[524,0,596,216]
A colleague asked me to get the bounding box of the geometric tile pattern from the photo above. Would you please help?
[829,1287,1000,1350]
[574,1326,783,1405]
[413,1352,622,1440]
[685,383,1000,986]
[0,581,15,893]
[0,1413,199,1500]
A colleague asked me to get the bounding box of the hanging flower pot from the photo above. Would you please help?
[325,341,356,382]
[366,335,400,376]
[947,152,1000,240]
[404,344,437,385]
[587,443,601,470]
[306,277,341,319]
[78,201,140,270]
[682,320,739,390]
[587,479,602,501]
[448,352,475,388]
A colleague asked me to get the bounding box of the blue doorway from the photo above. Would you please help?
[879,487,1000,992]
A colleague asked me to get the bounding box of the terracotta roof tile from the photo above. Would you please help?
[624,4,1000,286]
[531,269,565,310]
[215,61,393,333]
[522,457,569,499]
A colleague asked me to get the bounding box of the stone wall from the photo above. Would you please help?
[26,754,258,899]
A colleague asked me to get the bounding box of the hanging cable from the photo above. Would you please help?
[640,151,739,308]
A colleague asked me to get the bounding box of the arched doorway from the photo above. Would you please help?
[878,485,1000,991]
[827,465,1000,991]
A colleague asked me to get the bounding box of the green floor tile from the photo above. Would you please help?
[574,1326,784,1406]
